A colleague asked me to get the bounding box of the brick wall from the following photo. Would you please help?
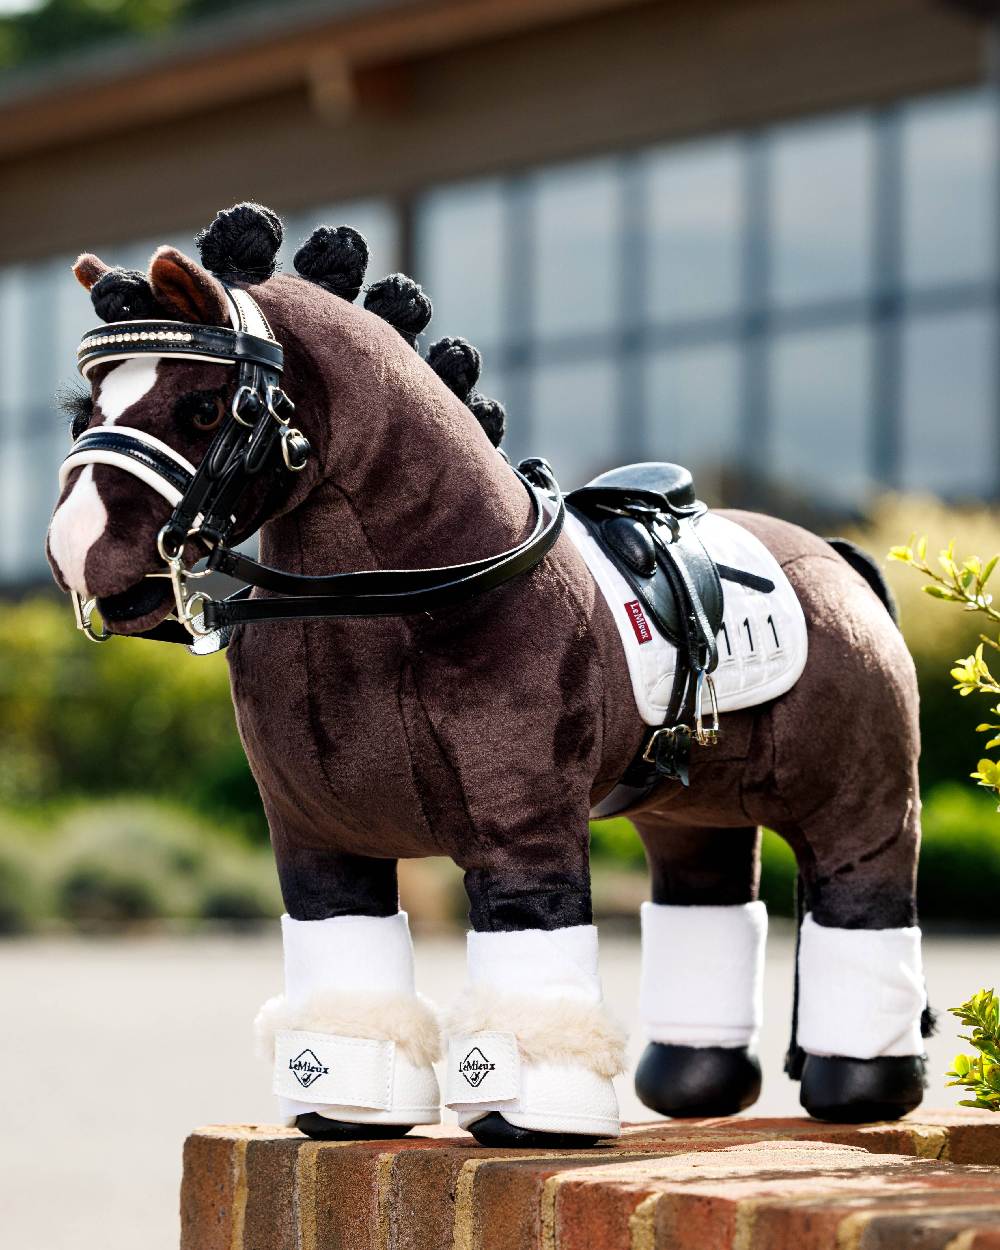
[180,1113,1000,1250]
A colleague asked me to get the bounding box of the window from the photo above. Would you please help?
[642,344,740,486]
[643,139,743,323]
[533,159,621,340]
[770,326,873,507]
[901,309,997,498]
[416,181,504,350]
[770,116,874,306]
[531,359,619,489]
[902,91,997,290]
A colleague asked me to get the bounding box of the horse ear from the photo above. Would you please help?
[149,246,229,324]
[73,253,111,291]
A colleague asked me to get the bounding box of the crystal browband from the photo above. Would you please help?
[77,318,284,377]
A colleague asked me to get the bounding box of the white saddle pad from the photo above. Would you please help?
[565,510,808,725]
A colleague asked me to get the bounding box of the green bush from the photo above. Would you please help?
[917,784,1000,922]
[41,798,279,930]
[0,596,265,836]
[844,496,1000,796]
[0,839,41,934]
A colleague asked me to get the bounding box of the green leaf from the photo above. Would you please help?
[926,585,959,601]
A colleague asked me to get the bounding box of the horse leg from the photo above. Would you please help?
[255,839,442,1140]
[776,762,927,1123]
[630,816,766,1117]
[444,817,624,1149]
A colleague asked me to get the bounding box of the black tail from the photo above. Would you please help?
[827,538,900,628]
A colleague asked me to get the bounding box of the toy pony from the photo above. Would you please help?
[47,203,929,1147]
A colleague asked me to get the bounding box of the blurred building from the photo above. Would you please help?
[0,0,998,588]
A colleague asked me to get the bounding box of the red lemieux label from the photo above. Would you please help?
[625,600,653,644]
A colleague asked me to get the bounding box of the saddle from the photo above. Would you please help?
[566,462,772,808]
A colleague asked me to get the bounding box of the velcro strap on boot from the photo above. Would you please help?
[273,1029,394,1108]
[445,1031,520,1105]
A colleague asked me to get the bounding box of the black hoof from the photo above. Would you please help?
[294,1113,414,1141]
[634,1042,762,1118]
[468,1112,600,1150]
[799,1054,926,1123]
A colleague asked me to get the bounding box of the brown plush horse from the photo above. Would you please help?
[46,204,928,1148]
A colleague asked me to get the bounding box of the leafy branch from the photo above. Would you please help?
[890,538,1000,802]
[947,989,1000,1111]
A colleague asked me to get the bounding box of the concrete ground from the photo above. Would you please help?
[1,925,996,1250]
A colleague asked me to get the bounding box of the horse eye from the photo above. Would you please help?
[176,391,226,433]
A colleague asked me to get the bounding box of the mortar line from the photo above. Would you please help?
[376,1152,396,1250]
[628,1193,660,1250]
[295,1141,322,1250]
[229,1139,249,1250]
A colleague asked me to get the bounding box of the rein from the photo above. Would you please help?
[63,288,565,651]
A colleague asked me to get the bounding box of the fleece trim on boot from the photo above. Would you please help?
[444,987,626,1078]
[255,990,442,1068]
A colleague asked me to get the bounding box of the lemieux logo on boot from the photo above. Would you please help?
[624,599,653,644]
[289,1048,330,1089]
[458,1047,496,1088]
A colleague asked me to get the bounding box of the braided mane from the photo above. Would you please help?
[217,203,507,448]
[82,202,508,449]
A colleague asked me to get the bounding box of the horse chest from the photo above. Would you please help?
[226,623,439,856]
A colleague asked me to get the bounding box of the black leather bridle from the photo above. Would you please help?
[63,287,564,652]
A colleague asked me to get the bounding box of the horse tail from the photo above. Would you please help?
[826,537,900,628]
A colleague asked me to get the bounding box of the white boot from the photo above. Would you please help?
[255,911,441,1127]
[640,901,767,1047]
[796,913,925,1058]
[444,925,624,1139]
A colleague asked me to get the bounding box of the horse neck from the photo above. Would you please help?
[255,282,533,577]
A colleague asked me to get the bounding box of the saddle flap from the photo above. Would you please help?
[570,506,724,651]
[566,461,705,519]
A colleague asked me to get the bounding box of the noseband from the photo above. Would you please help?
[62,287,564,651]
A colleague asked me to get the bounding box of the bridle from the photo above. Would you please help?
[61,287,564,652]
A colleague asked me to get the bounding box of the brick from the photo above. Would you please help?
[179,1116,1000,1250]
[553,1141,1000,1250]
[911,1111,1000,1166]
[180,1124,299,1250]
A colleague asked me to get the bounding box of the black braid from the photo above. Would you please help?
[426,336,506,447]
[90,269,164,322]
[294,226,369,302]
[468,392,506,448]
[363,274,432,348]
[426,337,481,400]
[195,202,283,285]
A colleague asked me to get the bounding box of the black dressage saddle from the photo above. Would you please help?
[566,462,774,812]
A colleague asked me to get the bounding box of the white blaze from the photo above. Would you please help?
[47,356,161,594]
[48,465,108,595]
[96,356,159,423]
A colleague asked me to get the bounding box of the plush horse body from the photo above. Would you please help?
[47,205,927,1147]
